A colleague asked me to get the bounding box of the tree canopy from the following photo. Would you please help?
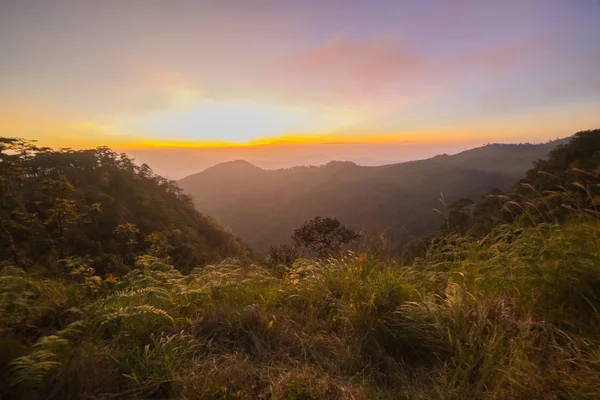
[292,216,360,258]
[0,138,244,274]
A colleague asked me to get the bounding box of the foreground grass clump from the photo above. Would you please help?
[2,220,600,399]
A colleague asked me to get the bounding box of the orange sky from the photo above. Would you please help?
[1,0,600,177]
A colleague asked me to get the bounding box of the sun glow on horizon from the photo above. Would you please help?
[1,0,599,154]
[120,99,360,145]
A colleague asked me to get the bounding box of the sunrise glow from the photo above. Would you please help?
[1,0,599,164]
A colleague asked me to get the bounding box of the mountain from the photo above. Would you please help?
[179,139,565,252]
[430,138,568,179]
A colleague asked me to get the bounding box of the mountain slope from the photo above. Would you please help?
[430,138,567,179]
[0,138,244,273]
[179,139,563,252]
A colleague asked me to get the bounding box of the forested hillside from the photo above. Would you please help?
[430,138,567,179]
[435,130,600,240]
[0,138,244,274]
[1,130,599,399]
[179,139,564,252]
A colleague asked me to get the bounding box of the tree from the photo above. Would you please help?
[441,198,474,235]
[267,244,298,267]
[292,216,360,258]
[42,176,81,258]
[0,138,40,266]
[114,222,141,263]
[467,189,512,237]
[144,232,171,259]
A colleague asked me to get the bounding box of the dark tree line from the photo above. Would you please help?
[0,138,244,274]
[402,129,600,262]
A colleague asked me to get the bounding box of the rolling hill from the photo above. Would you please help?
[179,139,565,252]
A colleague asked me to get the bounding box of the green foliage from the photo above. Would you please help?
[267,244,299,268]
[292,216,361,258]
[437,197,475,234]
[2,206,600,399]
[425,130,600,244]
[0,137,244,272]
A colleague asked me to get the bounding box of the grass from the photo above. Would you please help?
[2,218,600,399]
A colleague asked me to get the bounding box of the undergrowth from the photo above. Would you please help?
[2,217,600,399]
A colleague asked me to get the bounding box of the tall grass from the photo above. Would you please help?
[2,216,600,398]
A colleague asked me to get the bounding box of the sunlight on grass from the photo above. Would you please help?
[2,216,600,399]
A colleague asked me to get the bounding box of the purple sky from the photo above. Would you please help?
[1,0,599,176]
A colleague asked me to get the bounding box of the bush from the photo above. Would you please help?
[2,218,600,399]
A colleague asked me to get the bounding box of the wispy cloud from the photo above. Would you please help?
[1,0,598,150]
[274,34,425,98]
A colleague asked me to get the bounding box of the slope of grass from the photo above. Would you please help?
[2,215,600,399]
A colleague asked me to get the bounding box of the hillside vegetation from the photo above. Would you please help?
[179,139,564,253]
[0,138,244,274]
[430,138,567,179]
[439,131,600,240]
[1,131,599,399]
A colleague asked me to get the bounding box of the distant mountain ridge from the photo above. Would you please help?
[179,138,567,252]
[429,138,568,178]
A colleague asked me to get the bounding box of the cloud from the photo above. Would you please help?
[265,33,547,110]
[269,34,426,103]
[455,34,551,78]
[268,28,600,122]
[2,0,598,151]
[473,41,600,114]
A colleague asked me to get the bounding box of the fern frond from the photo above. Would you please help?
[98,305,175,335]
[56,319,89,341]
[103,287,173,308]
[9,350,59,388]
[34,335,69,352]
[0,266,26,277]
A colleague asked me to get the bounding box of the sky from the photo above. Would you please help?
[1,0,600,177]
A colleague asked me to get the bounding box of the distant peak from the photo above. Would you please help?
[205,159,264,173]
[219,160,257,167]
[177,159,265,182]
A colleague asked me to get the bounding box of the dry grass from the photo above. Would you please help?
[2,215,600,399]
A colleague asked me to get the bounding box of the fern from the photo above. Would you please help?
[9,350,60,388]
[9,332,74,389]
[0,267,38,321]
[98,305,175,336]
[34,335,70,353]
[0,266,26,277]
[55,319,89,341]
[177,289,209,304]
[135,255,176,272]
[103,287,173,308]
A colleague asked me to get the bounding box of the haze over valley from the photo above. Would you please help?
[178,138,565,251]
[128,139,560,179]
